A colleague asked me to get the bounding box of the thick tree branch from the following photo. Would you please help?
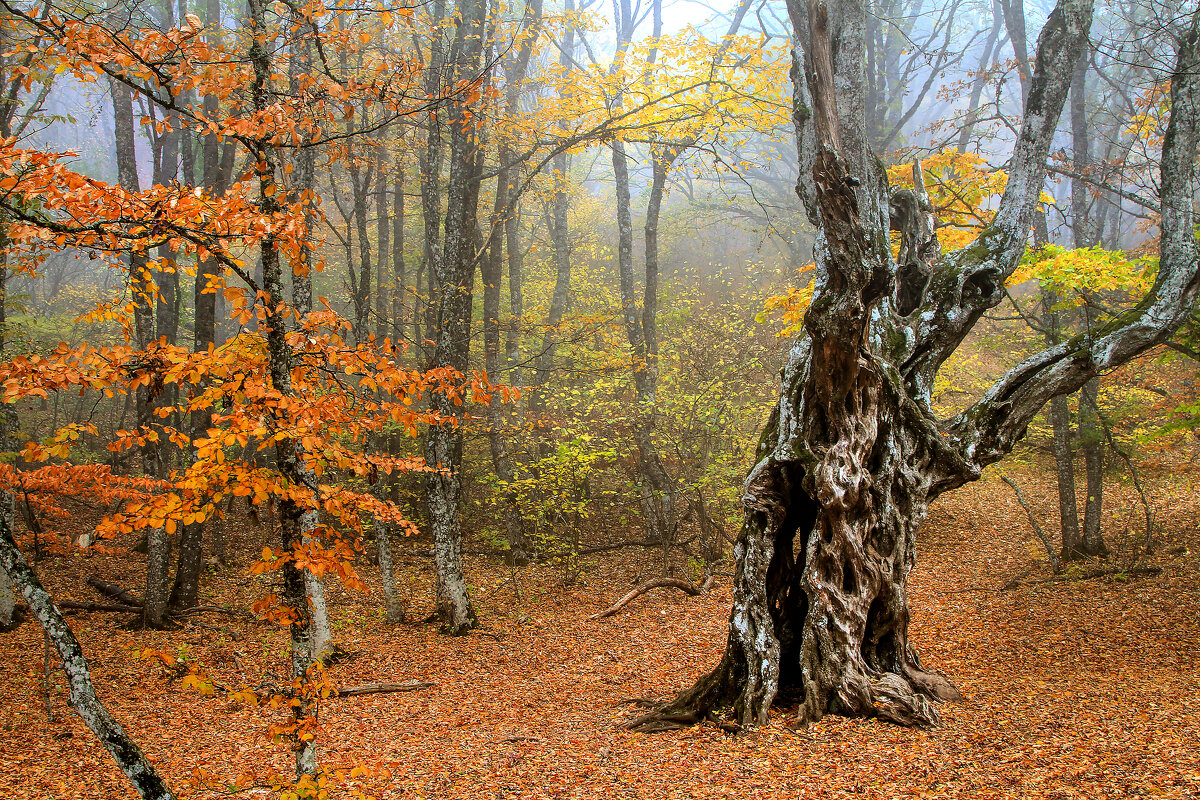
[943,10,1200,479]
[900,0,1094,400]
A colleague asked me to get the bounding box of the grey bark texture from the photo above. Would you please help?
[424,0,487,635]
[374,516,405,623]
[247,0,321,774]
[0,516,174,799]
[633,0,1200,732]
[0,491,13,629]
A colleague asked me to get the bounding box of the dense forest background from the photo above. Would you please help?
[0,0,1198,797]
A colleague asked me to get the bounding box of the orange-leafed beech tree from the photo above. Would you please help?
[0,0,498,795]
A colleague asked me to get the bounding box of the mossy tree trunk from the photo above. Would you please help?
[632,0,1200,731]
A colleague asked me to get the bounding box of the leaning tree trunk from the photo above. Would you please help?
[627,0,1200,731]
[0,517,174,799]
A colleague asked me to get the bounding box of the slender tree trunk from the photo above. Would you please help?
[170,1,227,609]
[374,515,404,623]
[483,168,528,562]
[957,0,1003,152]
[154,0,181,348]
[1039,291,1082,558]
[423,0,487,635]
[530,150,571,415]
[529,0,574,415]
[0,110,13,627]
[391,160,405,342]
[1070,51,1108,560]
[375,140,390,343]
[348,121,373,344]
[291,19,316,317]
[1078,376,1108,557]
[1050,393,1081,556]
[612,140,675,544]
[503,198,523,383]
[248,0,320,773]
[417,0,448,364]
[0,518,174,799]
[110,76,171,629]
[0,486,13,630]
[481,0,541,562]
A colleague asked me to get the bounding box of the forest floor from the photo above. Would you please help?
[2,467,1200,800]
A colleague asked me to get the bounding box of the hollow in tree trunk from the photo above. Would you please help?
[631,0,1200,731]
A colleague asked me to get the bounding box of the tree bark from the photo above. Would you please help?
[391,160,405,343]
[110,75,171,630]
[348,116,373,345]
[375,138,390,343]
[1078,376,1108,557]
[247,0,321,773]
[1069,49,1108,560]
[423,0,487,635]
[608,0,677,547]
[168,0,229,611]
[374,516,404,623]
[529,0,575,415]
[482,0,541,563]
[632,0,1138,731]
[416,0,448,364]
[1039,290,1083,558]
[290,14,317,317]
[957,0,1004,153]
[483,176,528,562]
[0,491,13,630]
[0,517,174,799]
[611,139,675,546]
[1050,392,1081,556]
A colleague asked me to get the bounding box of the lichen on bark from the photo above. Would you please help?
[631,0,1200,733]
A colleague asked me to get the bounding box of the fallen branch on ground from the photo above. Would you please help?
[87,576,142,605]
[590,575,716,620]
[60,601,143,614]
[1002,565,1163,590]
[333,681,435,698]
[80,576,254,620]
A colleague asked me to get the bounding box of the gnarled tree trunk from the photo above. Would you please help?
[632,0,1200,731]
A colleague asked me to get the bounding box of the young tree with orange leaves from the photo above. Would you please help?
[0,0,495,792]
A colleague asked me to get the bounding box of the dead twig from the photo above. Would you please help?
[1000,475,1061,573]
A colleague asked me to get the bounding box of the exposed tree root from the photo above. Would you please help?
[623,708,740,734]
[625,652,961,733]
